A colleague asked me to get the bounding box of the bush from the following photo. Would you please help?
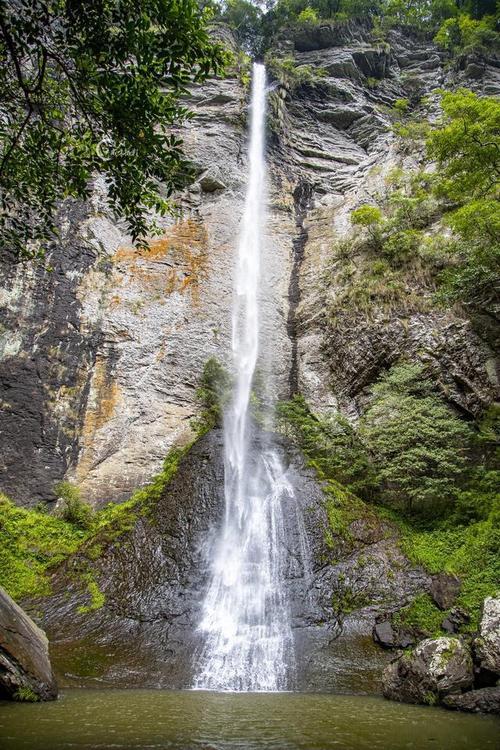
[54,481,94,530]
[297,6,319,24]
[196,357,232,430]
[360,363,473,515]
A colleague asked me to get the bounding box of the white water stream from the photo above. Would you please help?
[193,64,299,692]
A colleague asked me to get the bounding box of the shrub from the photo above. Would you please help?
[196,357,232,430]
[360,363,473,515]
[54,481,94,530]
[297,6,319,24]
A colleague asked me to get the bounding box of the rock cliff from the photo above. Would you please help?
[1,24,498,506]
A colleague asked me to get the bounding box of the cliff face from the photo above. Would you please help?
[0,41,295,506]
[267,24,499,420]
[0,24,498,508]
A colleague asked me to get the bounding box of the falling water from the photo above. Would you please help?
[193,63,298,692]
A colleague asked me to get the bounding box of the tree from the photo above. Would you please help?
[0,0,227,259]
[221,0,263,54]
[426,90,500,307]
[360,363,472,514]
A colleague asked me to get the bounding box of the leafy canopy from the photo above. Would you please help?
[0,0,227,258]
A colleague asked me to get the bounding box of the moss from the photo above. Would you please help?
[399,513,500,629]
[77,572,105,614]
[393,593,444,636]
[0,440,195,603]
[0,494,86,600]
[423,691,438,706]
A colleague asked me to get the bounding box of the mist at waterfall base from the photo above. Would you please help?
[193,63,309,692]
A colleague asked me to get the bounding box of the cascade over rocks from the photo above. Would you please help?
[0,587,58,702]
[24,428,428,692]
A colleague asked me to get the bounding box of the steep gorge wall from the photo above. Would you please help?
[267,24,499,421]
[0,49,297,507]
[1,23,498,507]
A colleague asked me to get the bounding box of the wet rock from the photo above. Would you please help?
[0,587,57,701]
[373,619,415,650]
[197,168,227,192]
[474,596,500,676]
[442,687,500,715]
[441,607,470,634]
[383,637,474,705]
[430,573,461,611]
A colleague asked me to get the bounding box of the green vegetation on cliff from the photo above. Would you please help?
[0,443,192,602]
[277,361,499,629]
[346,89,499,314]
[216,0,498,57]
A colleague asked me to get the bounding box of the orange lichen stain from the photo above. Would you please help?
[75,355,122,481]
[113,219,209,306]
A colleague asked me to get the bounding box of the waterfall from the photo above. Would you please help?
[193,63,298,692]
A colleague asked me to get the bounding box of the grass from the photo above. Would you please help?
[0,441,197,604]
[400,514,500,629]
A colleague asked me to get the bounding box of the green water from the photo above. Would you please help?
[0,690,498,750]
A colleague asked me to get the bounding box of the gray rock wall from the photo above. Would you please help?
[1,24,498,506]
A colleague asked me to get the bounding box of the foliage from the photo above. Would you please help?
[424,90,500,308]
[298,5,320,23]
[266,55,328,91]
[0,441,193,602]
[393,593,445,636]
[434,13,498,54]
[220,0,263,55]
[0,0,227,258]
[360,363,473,514]
[77,571,106,614]
[278,373,498,628]
[13,686,40,702]
[276,395,375,497]
[0,493,85,600]
[54,481,94,530]
[196,357,232,430]
[427,90,500,203]
[400,509,500,627]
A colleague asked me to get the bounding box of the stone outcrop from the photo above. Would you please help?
[443,687,500,714]
[0,586,57,701]
[381,601,500,713]
[0,60,295,508]
[430,573,461,611]
[382,637,474,705]
[474,596,500,677]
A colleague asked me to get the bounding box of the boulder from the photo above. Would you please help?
[383,637,474,705]
[373,619,415,649]
[430,573,461,610]
[474,596,500,676]
[0,587,58,701]
[442,687,500,715]
[441,607,471,634]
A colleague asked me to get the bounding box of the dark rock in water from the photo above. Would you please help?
[0,587,58,701]
[473,597,500,677]
[430,573,461,611]
[442,608,471,634]
[443,687,500,715]
[382,637,474,705]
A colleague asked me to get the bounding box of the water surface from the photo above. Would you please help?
[0,689,498,750]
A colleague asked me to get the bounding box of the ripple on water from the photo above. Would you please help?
[0,689,499,750]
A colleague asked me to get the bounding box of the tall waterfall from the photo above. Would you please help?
[193,63,297,692]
